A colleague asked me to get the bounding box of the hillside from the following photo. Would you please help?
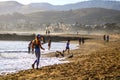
[1,8,120,24]
[54,0,120,11]
[0,1,23,14]
[0,8,120,33]
[0,0,120,14]
[26,8,120,24]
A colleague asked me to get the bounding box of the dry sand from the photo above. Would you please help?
[0,34,120,80]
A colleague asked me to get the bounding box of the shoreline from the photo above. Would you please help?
[0,33,98,41]
[0,41,78,76]
[0,34,120,80]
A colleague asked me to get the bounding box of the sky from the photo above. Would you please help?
[0,0,88,5]
[0,0,120,5]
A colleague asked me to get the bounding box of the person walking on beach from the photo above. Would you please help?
[48,39,51,50]
[106,35,109,42]
[79,37,85,45]
[28,39,36,54]
[31,34,45,69]
[81,37,85,45]
[28,40,35,54]
[103,35,106,41]
[63,40,70,54]
[28,41,32,53]
[79,38,81,45]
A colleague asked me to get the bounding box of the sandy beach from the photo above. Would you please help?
[0,34,120,80]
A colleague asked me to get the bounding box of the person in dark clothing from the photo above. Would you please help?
[79,38,82,45]
[28,41,32,53]
[103,35,106,41]
[48,39,51,50]
[106,35,109,42]
[81,37,85,45]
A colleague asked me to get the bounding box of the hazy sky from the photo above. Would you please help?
[0,0,89,5]
[0,0,120,5]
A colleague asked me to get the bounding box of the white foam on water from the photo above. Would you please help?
[0,41,77,75]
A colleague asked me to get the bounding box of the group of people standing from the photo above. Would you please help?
[79,37,85,45]
[103,34,109,42]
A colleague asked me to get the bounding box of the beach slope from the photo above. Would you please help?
[0,34,120,80]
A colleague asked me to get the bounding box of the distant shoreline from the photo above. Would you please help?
[0,33,92,42]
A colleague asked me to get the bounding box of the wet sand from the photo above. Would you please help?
[0,34,120,80]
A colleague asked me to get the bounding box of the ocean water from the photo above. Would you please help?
[0,41,77,75]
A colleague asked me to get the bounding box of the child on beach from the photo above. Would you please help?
[63,40,70,54]
[31,34,45,69]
